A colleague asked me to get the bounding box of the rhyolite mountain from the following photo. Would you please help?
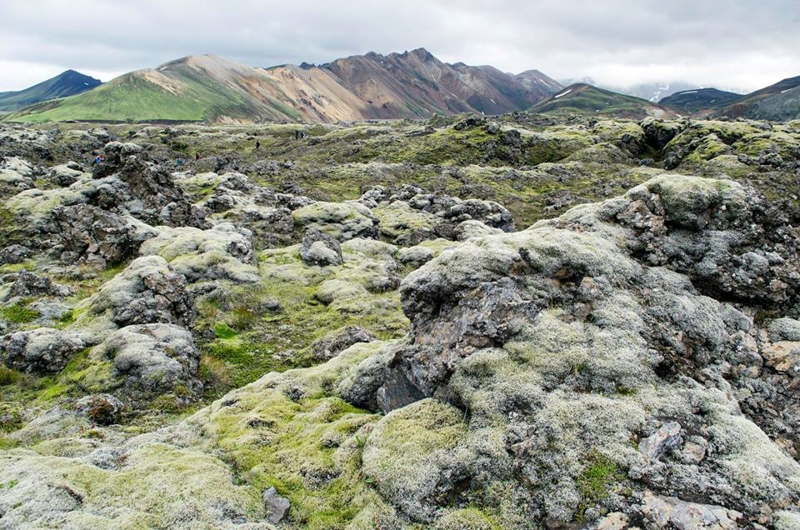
[718,75,800,121]
[4,49,562,124]
[0,70,101,113]
[530,83,673,119]
[659,88,743,114]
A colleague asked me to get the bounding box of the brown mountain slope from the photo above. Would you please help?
[316,48,560,118]
[515,69,563,95]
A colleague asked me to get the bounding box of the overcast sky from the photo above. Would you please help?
[1,0,798,93]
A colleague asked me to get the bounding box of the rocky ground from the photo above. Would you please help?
[0,114,799,529]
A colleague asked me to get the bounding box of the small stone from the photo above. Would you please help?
[263,487,290,524]
[311,326,376,360]
[0,244,32,265]
[300,229,343,267]
[397,246,434,268]
[640,492,742,529]
[769,318,800,342]
[594,512,631,530]
[639,422,682,460]
[682,439,707,464]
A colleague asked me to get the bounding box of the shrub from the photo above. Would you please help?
[0,366,21,386]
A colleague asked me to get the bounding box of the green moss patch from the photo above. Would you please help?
[1,300,40,324]
[575,449,623,522]
[197,342,395,529]
[213,323,238,339]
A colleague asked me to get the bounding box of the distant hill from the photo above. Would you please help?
[4,50,562,124]
[718,75,800,121]
[659,88,743,114]
[0,70,101,112]
[514,69,563,97]
[558,79,697,103]
[530,83,671,119]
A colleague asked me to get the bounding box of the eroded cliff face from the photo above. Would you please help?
[1,118,799,529]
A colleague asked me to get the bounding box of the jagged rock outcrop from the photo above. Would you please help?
[138,223,259,283]
[0,244,32,264]
[0,157,35,199]
[365,185,514,245]
[53,204,153,266]
[83,256,195,332]
[397,246,434,268]
[91,141,207,228]
[641,117,683,150]
[6,271,71,299]
[453,220,504,241]
[48,162,83,187]
[311,326,376,360]
[235,205,295,248]
[441,198,514,232]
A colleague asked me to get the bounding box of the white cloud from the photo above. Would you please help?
[0,0,797,92]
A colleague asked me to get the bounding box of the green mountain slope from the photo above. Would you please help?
[4,56,298,124]
[530,84,671,119]
[0,70,101,112]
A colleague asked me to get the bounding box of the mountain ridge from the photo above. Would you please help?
[5,52,798,123]
[659,88,743,114]
[4,49,562,124]
[0,70,101,112]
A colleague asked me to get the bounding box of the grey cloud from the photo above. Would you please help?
[0,0,797,92]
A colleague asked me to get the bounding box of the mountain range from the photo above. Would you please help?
[0,70,100,112]
[1,49,798,123]
[3,50,562,124]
